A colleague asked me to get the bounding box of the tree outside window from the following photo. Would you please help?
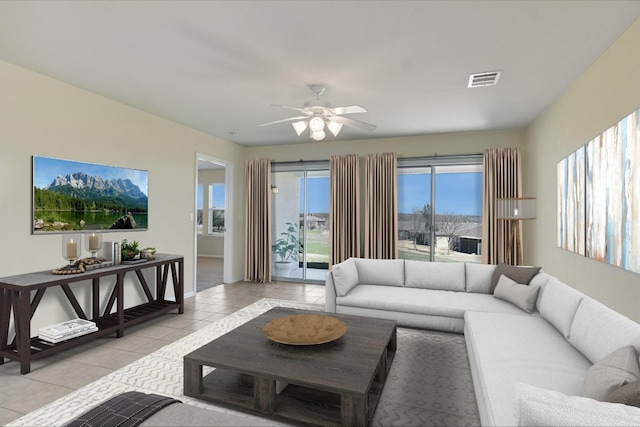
[209,184,225,234]
[197,184,204,234]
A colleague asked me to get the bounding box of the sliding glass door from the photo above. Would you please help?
[272,164,329,282]
[398,156,482,263]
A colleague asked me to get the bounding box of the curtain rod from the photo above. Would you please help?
[272,153,482,163]
[271,159,329,167]
[271,153,483,170]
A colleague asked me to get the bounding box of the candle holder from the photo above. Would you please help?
[85,231,102,259]
[61,233,81,268]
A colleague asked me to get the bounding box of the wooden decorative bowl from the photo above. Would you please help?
[263,314,347,345]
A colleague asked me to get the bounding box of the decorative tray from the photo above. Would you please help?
[263,314,347,345]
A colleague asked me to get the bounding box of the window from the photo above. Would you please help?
[398,156,482,263]
[209,184,225,234]
[197,184,204,235]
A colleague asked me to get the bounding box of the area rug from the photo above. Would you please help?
[9,298,479,426]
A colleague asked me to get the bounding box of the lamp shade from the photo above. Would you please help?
[291,121,308,136]
[496,198,536,220]
[327,121,343,137]
[311,130,326,141]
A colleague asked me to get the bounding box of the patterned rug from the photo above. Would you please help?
[9,298,479,426]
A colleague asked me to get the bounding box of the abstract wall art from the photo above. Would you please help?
[557,108,639,274]
[557,145,586,255]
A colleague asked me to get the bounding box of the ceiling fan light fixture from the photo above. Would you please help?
[327,121,343,137]
[291,121,308,136]
[259,85,376,141]
[309,116,325,132]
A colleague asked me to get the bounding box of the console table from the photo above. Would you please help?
[0,253,184,374]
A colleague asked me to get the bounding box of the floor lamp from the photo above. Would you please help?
[496,198,537,265]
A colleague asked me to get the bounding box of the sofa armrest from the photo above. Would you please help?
[325,270,337,312]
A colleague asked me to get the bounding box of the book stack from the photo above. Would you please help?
[39,319,98,344]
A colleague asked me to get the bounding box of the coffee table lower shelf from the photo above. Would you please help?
[184,364,391,427]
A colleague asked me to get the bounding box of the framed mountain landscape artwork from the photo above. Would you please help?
[32,156,148,234]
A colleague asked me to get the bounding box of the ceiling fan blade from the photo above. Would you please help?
[257,116,308,127]
[328,105,367,115]
[331,115,377,132]
[271,104,310,114]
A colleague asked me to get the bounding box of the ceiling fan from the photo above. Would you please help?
[258,85,376,141]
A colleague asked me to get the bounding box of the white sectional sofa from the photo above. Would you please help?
[325,257,640,426]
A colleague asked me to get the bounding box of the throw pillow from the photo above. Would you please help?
[331,259,359,297]
[489,263,541,294]
[493,274,540,313]
[516,382,640,426]
[538,278,585,339]
[582,346,640,401]
[605,380,640,408]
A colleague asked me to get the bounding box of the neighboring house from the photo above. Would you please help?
[398,219,482,255]
[301,215,327,230]
[451,223,482,255]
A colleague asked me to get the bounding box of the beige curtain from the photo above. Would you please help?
[364,152,398,259]
[329,154,360,267]
[244,158,272,282]
[482,148,523,265]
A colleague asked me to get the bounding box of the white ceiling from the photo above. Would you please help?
[1,1,638,147]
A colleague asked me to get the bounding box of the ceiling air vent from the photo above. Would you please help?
[468,71,502,88]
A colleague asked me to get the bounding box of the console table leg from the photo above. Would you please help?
[92,278,100,322]
[13,290,32,374]
[254,376,275,414]
[177,259,184,314]
[341,394,368,427]
[0,288,10,365]
[116,273,124,337]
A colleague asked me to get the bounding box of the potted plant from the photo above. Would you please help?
[121,239,140,261]
[272,222,299,277]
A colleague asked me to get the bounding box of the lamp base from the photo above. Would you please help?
[506,221,523,266]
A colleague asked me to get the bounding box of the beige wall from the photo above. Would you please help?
[0,60,246,334]
[247,129,524,162]
[523,19,640,322]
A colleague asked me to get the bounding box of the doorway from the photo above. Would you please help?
[195,153,234,293]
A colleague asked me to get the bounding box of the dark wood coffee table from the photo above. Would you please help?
[183,307,397,427]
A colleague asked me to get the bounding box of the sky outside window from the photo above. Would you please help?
[299,171,481,215]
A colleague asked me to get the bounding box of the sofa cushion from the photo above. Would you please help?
[493,274,540,313]
[465,263,496,294]
[516,382,640,426]
[538,278,585,339]
[464,311,591,426]
[582,346,640,401]
[528,271,553,309]
[489,264,541,293]
[353,258,405,287]
[605,380,640,408]
[404,260,465,291]
[569,298,640,364]
[331,258,359,297]
[337,285,533,320]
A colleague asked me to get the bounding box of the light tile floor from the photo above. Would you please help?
[0,281,325,425]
